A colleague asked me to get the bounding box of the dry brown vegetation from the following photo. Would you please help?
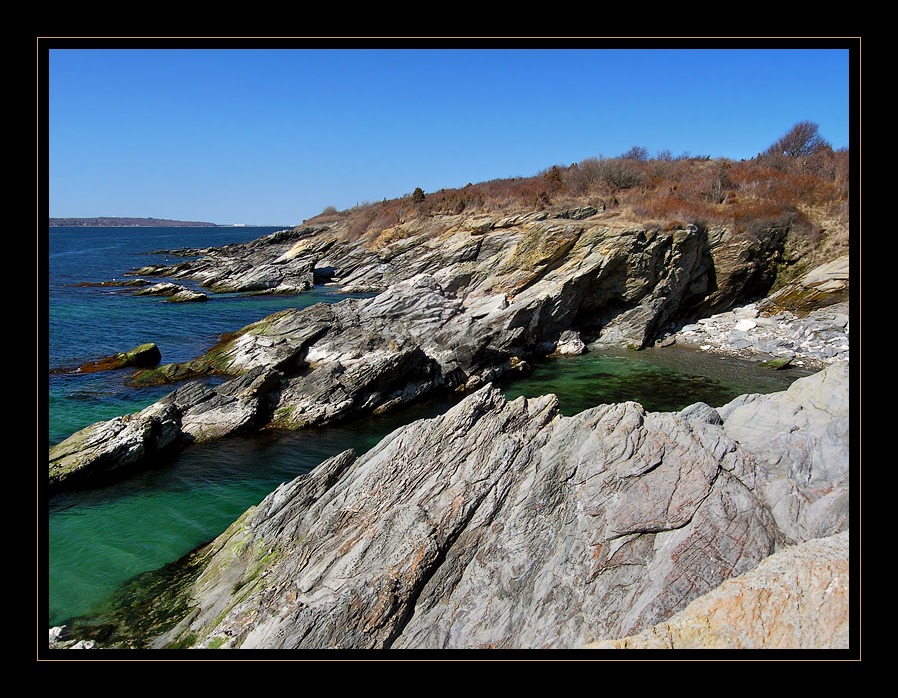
[302,123,850,259]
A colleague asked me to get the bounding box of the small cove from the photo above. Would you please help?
[47,347,813,628]
[45,226,817,629]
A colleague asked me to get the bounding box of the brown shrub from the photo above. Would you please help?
[331,145,848,250]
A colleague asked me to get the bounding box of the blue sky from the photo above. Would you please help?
[46,45,855,226]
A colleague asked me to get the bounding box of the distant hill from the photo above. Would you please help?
[49,217,218,227]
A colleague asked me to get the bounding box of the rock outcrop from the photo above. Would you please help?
[113,362,847,650]
[130,227,324,295]
[762,254,850,314]
[52,212,820,487]
[134,282,209,302]
[73,342,162,374]
[130,215,795,354]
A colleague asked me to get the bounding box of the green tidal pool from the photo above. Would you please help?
[498,344,815,416]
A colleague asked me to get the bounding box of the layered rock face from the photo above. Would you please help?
[51,212,815,488]
[141,362,848,650]
[129,213,797,355]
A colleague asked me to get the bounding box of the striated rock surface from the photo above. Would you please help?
[130,227,326,295]
[717,361,850,544]
[49,399,183,488]
[584,531,849,649]
[121,363,848,650]
[127,214,791,355]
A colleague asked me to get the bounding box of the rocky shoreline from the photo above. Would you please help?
[49,361,850,650]
[47,212,853,651]
[50,213,826,487]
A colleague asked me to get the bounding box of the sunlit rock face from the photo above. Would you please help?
[146,364,848,650]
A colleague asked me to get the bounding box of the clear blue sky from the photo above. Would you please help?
[46,45,854,226]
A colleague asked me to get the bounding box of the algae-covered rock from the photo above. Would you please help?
[77,342,162,373]
[758,355,793,370]
[763,255,850,314]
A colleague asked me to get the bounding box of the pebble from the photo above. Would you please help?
[663,301,850,369]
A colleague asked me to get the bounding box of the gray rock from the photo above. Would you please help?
[718,362,849,543]
[168,288,209,302]
[144,363,848,650]
[134,282,208,302]
[133,282,184,296]
[49,399,183,488]
[552,329,587,355]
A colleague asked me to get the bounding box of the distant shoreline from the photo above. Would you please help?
[49,217,219,228]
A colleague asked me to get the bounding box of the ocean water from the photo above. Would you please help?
[45,226,811,630]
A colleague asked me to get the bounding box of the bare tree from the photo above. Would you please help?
[765,121,832,158]
[621,145,650,161]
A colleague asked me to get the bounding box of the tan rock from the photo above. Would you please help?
[584,531,849,649]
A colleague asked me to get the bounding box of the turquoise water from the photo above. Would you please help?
[47,226,357,447]
[45,226,812,629]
